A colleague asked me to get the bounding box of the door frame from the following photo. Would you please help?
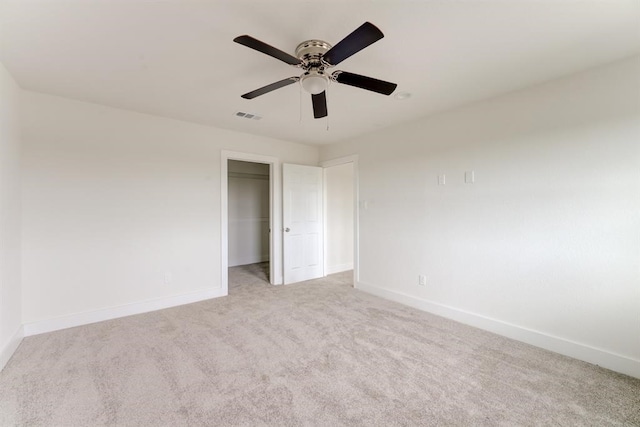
[221,151,282,295]
[321,155,359,284]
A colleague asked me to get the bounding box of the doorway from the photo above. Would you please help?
[322,155,358,286]
[221,151,282,295]
[227,160,270,290]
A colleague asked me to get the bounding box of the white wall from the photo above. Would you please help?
[21,91,318,331]
[321,56,640,377]
[228,160,269,267]
[0,62,23,369]
[325,163,353,274]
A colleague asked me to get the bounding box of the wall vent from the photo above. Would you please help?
[235,111,262,120]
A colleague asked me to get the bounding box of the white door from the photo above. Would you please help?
[283,163,324,284]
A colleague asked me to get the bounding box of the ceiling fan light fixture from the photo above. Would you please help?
[301,71,328,95]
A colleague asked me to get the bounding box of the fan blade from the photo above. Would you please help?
[241,77,299,99]
[332,71,397,95]
[234,35,302,66]
[312,91,328,119]
[322,22,384,66]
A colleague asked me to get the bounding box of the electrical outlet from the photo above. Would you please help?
[164,272,172,284]
[418,275,426,286]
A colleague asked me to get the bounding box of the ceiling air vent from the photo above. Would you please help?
[235,111,262,120]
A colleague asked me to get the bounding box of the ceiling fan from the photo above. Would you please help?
[234,22,398,119]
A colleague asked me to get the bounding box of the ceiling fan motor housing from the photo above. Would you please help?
[295,40,332,69]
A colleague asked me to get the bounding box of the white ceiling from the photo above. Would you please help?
[2,0,639,146]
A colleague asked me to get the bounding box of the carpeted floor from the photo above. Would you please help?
[1,264,639,426]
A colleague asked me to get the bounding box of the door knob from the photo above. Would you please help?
[284,227,290,232]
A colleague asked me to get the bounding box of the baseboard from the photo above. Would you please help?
[356,281,640,379]
[229,255,269,268]
[326,263,353,275]
[0,325,24,371]
[23,287,226,337]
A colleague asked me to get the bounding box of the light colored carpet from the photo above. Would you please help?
[1,264,639,426]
